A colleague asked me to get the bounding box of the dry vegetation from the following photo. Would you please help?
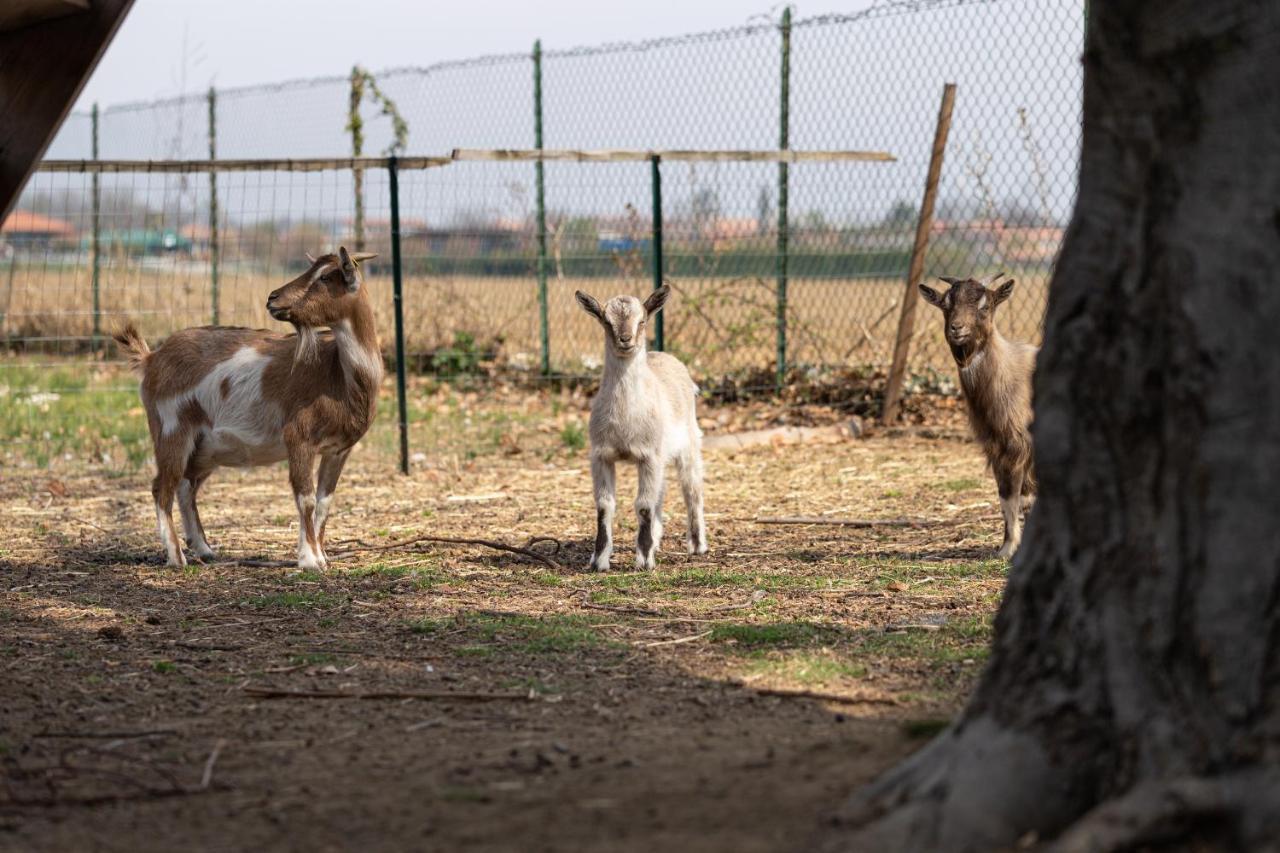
[0,385,1014,852]
[1,265,1049,373]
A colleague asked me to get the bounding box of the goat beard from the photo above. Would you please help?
[291,324,320,370]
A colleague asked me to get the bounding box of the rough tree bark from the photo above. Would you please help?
[818,3,1280,851]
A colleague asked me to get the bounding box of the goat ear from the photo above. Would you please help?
[643,284,671,317]
[992,279,1016,305]
[575,290,603,321]
[338,246,360,292]
[918,283,944,308]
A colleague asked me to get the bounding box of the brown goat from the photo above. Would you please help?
[115,247,382,570]
[919,272,1037,559]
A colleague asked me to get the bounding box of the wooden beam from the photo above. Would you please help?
[451,148,896,164]
[0,0,89,34]
[0,0,135,221]
[37,155,453,174]
[880,83,957,425]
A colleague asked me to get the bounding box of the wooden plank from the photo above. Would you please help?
[451,148,896,164]
[37,155,453,174]
[880,83,957,425]
[0,0,88,34]
[0,0,135,220]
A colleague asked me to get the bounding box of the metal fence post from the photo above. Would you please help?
[388,156,410,475]
[90,102,101,350]
[881,83,957,424]
[207,86,220,326]
[650,154,665,352]
[774,5,792,391]
[533,39,551,375]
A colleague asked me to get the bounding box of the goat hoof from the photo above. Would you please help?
[635,553,657,571]
[687,540,709,555]
[191,547,216,563]
[996,543,1017,560]
[588,556,610,572]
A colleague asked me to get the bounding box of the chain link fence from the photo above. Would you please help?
[3,0,1083,469]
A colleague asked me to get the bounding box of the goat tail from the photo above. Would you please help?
[113,323,151,373]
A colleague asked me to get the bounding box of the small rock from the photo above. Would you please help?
[97,625,124,641]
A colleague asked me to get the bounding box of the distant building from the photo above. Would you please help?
[1,210,77,250]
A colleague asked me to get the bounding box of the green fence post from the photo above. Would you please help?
[90,102,101,350]
[388,155,410,476]
[650,154,665,352]
[775,5,792,392]
[207,86,220,325]
[533,38,551,376]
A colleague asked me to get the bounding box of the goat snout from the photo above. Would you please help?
[267,291,290,320]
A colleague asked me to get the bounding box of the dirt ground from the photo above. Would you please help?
[0,399,1010,852]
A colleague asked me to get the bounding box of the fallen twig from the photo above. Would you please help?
[639,629,714,648]
[242,686,534,702]
[329,533,564,572]
[199,739,226,790]
[708,589,768,612]
[33,730,179,740]
[743,685,899,705]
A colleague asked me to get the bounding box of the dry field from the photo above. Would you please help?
[0,391,1015,852]
[2,265,1049,374]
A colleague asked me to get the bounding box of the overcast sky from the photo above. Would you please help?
[76,0,877,110]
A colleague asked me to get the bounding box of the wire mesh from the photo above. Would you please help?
[3,0,1084,470]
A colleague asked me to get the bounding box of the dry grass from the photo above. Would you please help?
[2,265,1049,373]
[0,395,1011,850]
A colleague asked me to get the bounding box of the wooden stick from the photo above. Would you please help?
[881,82,958,425]
[639,629,714,648]
[753,516,939,527]
[199,739,226,790]
[242,686,533,701]
[34,729,179,739]
[329,534,564,572]
[37,155,452,173]
[746,685,899,705]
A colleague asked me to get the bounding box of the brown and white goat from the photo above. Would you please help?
[919,273,1037,559]
[575,285,707,571]
[115,247,382,570]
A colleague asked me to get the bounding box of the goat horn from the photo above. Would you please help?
[984,271,1007,286]
[350,252,378,263]
[938,276,963,286]
[305,252,317,263]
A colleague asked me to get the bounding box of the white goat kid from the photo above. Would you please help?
[575,285,708,571]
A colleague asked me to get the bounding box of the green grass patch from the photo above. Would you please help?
[151,660,176,674]
[938,477,985,493]
[410,612,615,656]
[854,614,993,664]
[246,590,338,610]
[746,651,867,685]
[343,562,441,589]
[559,421,587,452]
[0,361,151,470]
[289,652,339,666]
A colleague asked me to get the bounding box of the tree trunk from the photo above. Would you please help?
[819,3,1280,850]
